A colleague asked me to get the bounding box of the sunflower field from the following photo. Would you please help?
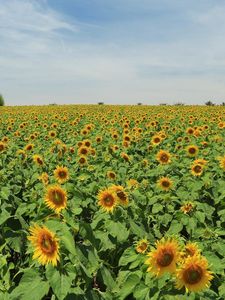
[0,105,225,300]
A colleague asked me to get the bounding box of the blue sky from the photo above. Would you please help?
[0,0,225,105]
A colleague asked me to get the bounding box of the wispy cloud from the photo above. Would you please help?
[0,0,225,105]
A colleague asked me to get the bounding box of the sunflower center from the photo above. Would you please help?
[154,138,160,143]
[157,251,174,267]
[183,266,203,284]
[139,242,147,251]
[79,157,86,164]
[52,190,64,205]
[160,154,169,162]
[162,180,170,188]
[103,195,114,207]
[59,171,66,178]
[194,165,202,173]
[189,147,196,154]
[41,234,56,254]
[81,148,88,155]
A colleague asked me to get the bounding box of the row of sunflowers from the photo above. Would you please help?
[0,105,225,299]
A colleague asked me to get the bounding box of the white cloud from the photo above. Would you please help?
[0,0,225,105]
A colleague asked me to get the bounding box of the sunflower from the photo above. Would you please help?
[127,179,139,190]
[191,163,203,176]
[33,155,44,166]
[39,172,49,185]
[107,171,116,180]
[24,143,34,151]
[185,242,201,258]
[28,224,59,266]
[193,158,207,166]
[97,188,117,212]
[180,202,194,214]
[96,136,102,143]
[49,130,56,138]
[78,156,87,166]
[0,141,6,152]
[176,255,213,292]
[219,156,225,170]
[16,149,26,160]
[135,239,149,254]
[145,237,180,277]
[186,127,194,135]
[156,150,171,164]
[78,146,89,156]
[45,185,67,213]
[110,185,129,206]
[187,145,199,157]
[157,177,173,191]
[121,152,130,162]
[151,135,161,145]
[54,166,69,183]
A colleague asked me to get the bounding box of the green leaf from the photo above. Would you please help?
[100,265,116,290]
[118,274,140,300]
[0,209,11,225]
[167,220,183,234]
[46,265,73,300]
[10,269,49,300]
[119,248,138,266]
[152,203,163,214]
[60,226,76,256]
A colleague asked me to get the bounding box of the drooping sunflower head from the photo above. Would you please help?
[157,177,173,191]
[97,188,118,212]
[135,239,149,254]
[28,224,60,266]
[39,172,49,185]
[156,150,171,164]
[24,143,34,151]
[0,141,6,152]
[145,237,180,277]
[54,166,69,183]
[33,155,44,166]
[127,179,139,190]
[185,242,201,258]
[121,152,130,162]
[45,185,67,213]
[16,149,27,160]
[110,185,129,206]
[176,255,213,292]
[193,158,207,166]
[191,163,203,176]
[187,145,199,157]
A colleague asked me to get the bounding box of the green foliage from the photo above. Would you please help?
[0,105,225,299]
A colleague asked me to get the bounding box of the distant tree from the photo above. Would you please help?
[159,103,167,106]
[221,102,225,106]
[137,102,142,105]
[205,101,215,106]
[174,102,185,106]
[49,103,57,106]
[98,102,104,105]
[0,94,5,106]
